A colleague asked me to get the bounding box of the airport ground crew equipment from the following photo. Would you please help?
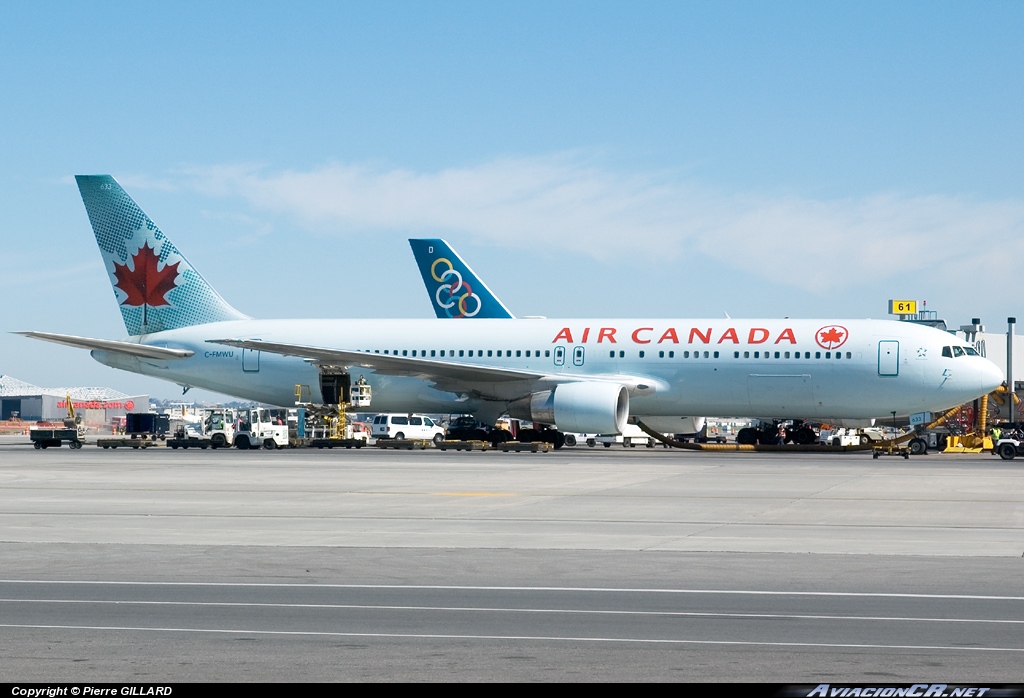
[29,392,86,449]
[293,377,372,448]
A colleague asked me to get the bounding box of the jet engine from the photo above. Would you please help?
[508,382,629,434]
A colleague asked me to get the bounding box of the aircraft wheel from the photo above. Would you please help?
[998,443,1017,461]
[909,438,928,456]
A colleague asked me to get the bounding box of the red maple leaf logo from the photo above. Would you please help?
[112,243,180,307]
[815,325,848,350]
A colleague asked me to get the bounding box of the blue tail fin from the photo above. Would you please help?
[76,175,248,336]
[408,239,514,319]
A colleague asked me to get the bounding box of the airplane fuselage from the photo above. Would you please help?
[91,317,1002,420]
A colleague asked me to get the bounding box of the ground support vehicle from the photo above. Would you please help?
[561,433,596,447]
[125,412,170,441]
[309,437,366,449]
[499,441,552,453]
[167,436,212,449]
[994,436,1024,460]
[30,427,83,449]
[233,407,289,450]
[376,438,432,450]
[97,437,156,449]
[818,427,864,447]
[872,441,910,459]
[444,416,512,446]
[594,424,653,448]
[740,420,821,446]
[436,439,492,451]
[30,392,87,449]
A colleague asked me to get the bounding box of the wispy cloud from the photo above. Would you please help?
[173,155,1024,293]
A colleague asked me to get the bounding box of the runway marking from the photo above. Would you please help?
[1,622,1022,652]
[2,581,1023,601]
[1,598,1022,625]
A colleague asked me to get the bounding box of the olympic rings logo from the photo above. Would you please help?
[430,257,482,318]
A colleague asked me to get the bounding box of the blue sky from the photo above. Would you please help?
[2,2,1023,400]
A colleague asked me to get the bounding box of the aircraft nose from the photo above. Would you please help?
[979,358,1005,394]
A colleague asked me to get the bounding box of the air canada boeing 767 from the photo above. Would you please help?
[17,175,1004,436]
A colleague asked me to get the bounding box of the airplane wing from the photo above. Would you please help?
[16,331,195,360]
[208,338,662,398]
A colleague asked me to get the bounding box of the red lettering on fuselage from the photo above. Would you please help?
[748,328,769,344]
[631,327,653,344]
[775,328,797,344]
[551,325,800,345]
[658,328,679,344]
[718,328,739,344]
[689,327,712,344]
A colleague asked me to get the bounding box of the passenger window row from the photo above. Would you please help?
[609,350,854,359]
[365,349,551,358]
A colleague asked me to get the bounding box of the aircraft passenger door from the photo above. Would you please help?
[878,341,899,376]
[573,346,585,366]
[554,346,566,366]
[242,342,260,373]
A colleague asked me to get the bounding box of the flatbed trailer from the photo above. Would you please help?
[30,428,82,449]
[307,438,366,449]
[435,440,492,451]
[499,440,552,453]
[167,437,214,449]
[376,438,431,450]
[96,437,158,449]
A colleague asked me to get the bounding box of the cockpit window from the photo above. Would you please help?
[943,345,980,358]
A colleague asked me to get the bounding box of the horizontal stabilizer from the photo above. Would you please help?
[16,331,194,360]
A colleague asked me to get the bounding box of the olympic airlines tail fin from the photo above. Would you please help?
[76,175,248,336]
[408,239,514,319]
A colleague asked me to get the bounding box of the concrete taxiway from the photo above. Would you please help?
[1,437,1022,681]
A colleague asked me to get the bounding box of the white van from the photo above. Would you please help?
[371,414,445,443]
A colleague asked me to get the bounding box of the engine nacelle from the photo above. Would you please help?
[508,382,629,434]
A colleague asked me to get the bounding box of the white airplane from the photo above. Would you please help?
[18,175,1004,438]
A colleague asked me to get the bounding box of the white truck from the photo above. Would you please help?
[233,407,290,450]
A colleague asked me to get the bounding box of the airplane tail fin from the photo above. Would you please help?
[408,239,514,319]
[76,175,249,336]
